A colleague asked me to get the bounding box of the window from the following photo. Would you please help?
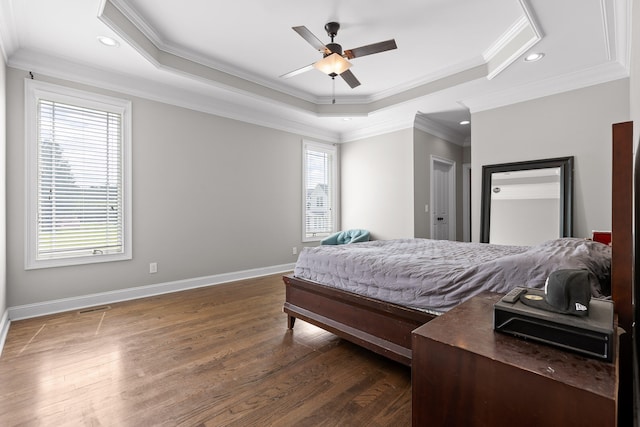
[25,80,132,269]
[302,140,337,241]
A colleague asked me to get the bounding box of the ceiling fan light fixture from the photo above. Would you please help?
[314,53,351,75]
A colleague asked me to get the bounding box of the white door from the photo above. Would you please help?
[431,157,456,240]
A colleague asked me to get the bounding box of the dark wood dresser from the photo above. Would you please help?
[411,292,618,426]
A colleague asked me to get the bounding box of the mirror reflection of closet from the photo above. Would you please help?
[480,157,573,245]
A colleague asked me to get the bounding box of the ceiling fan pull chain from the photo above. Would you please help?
[332,76,336,104]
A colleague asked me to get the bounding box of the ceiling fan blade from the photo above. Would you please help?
[280,63,314,78]
[292,26,330,54]
[344,39,397,59]
[340,69,361,88]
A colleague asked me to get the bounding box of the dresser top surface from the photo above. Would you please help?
[413,292,618,399]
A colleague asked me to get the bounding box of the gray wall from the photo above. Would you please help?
[462,146,471,164]
[6,68,320,307]
[340,128,415,240]
[413,128,464,239]
[471,79,630,242]
[0,57,6,322]
[2,61,634,309]
[340,126,464,241]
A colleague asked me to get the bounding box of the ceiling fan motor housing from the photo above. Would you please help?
[325,43,343,57]
[324,22,340,39]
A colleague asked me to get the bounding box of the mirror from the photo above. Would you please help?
[480,157,573,245]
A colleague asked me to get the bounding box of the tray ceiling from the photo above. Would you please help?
[0,0,630,142]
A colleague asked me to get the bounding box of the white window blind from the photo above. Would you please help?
[37,100,123,259]
[303,141,337,241]
[25,80,132,269]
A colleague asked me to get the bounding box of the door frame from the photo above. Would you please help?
[430,155,456,240]
[462,163,471,242]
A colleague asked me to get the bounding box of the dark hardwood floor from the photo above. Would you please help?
[0,274,411,426]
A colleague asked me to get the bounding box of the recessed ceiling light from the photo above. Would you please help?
[97,36,120,47]
[524,52,544,62]
[342,117,352,121]
[459,120,470,125]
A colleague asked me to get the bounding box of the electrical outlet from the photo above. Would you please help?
[149,262,158,274]
[292,246,297,255]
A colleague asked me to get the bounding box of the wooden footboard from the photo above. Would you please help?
[283,274,435,366]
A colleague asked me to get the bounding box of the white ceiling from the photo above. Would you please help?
[0,0,631,143]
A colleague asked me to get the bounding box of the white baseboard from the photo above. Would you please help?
[8,263,295,321]
[0,309,10,357]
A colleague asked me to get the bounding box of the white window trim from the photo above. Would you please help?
[24,79,132,269]
[302,140,338,243]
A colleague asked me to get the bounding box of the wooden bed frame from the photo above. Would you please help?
[284,122,634,378]
[283,274,435,365]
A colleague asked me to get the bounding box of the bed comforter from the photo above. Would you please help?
[293,238,611,313]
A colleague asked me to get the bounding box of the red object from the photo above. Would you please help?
[592,231,612,245]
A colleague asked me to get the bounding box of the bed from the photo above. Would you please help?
[292,237,611,312]
[284,237,612,365]
[283,122,634,377]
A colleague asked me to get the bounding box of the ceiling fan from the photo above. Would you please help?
[281,22,397,89]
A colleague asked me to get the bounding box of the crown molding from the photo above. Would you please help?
[464,59,629,113]
[467,0,630,113]
[340,115,415,143]
[105,0,165,47]
[367,56,487,103]
[11,48,627,147]
[100,0,552,118]
[598,0,631,66]
[483,16,529,61]
[8,49,341,142]
[99,0,323,113]
[107,0,491,108]
[19,44,624,145]
[5,0,629,144]
[107,0,322,104]
[518,0,543,40]
[8,48,436,143]
[0,0,19,62]
[484,0,542,80]
[610,0,631,72]
[99,0,493,117]
[600,0,614,61]
[414,115,468,146]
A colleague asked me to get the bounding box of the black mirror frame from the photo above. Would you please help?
[480,156,574,243]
